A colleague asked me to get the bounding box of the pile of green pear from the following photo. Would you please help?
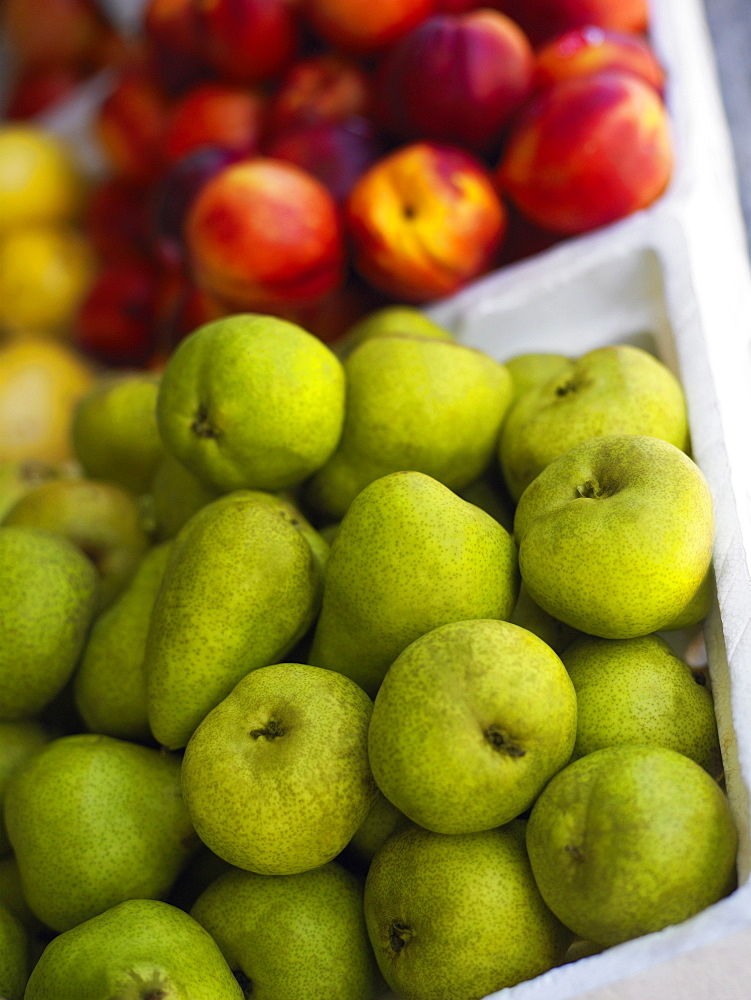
[0,308,738,1000]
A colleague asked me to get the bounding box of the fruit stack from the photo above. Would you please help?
[0,303,737,1000]
[6,0,674,365]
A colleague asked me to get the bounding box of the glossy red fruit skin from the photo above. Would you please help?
[346,141,507,303]
[267,54,373,136]
[192,0,299,85]
[265,116,383,204]
[76,262,160,368]
[497,70,673,236]
[494,0,649,47]
[375,10,535,153]
[300,0,435,54]
[185,158,346,312]
[535,26,665,94]
[161,83,267,165]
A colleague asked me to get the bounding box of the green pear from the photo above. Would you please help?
[71,374,164,496]
[23,898,244,1000]
[1,478,149,609]
[514,435,714,638]
[4,734,198,932]
[0,854,40,931]
[156,314,345,493]
[526,745,738,947]
[191,862,384,1000]
[306,335,513,519]
[342,792,408,870]
[74,542,173,742]
[144,491,326,750]
[562,633,721,773]
[364,822,571,1000]
[149,453,221,541]
[0,721,49,854]
[510,582,580,654]
[504,352,570,402]
[309,471,519,697]
[0,458,75,522]
[182,663,377,875]
[662,564,715,630]
[457,470,515,533]
[0,900,28,1000]
[369,619,577,834]
[500,344,690,500]
[335,305,453,359]
[168,848,233,913]
[0,526,98,720]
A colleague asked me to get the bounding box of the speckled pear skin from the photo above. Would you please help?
[0,526,98,721]
[23,898,244,1000]
[343,792,408,869]
[149,453,222,542]
[504,352,570,403]
[562,634,721,774]
[514,435,714,639]
[368,620,577,834]
[509,581,580,655]
[74,542,173,742]
[364,822,571,1000]
[144,490,326,750]
[0,720,49,854]
[191,862,385,1000]
[181,663,378,875]
[500,344,690,500]
[156,313,346,494]
[3,734,198,932]
[71,374,165,497]
[0,900,28,1000]
[308,472,520,698]
[334,305,454,360]
[526,746,738,948]
[305,335,514,519]
[1,479,149,610]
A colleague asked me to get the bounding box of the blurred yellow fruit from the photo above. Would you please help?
[0,125,85,234]
[0,226,95,334]
[0,338,95,463]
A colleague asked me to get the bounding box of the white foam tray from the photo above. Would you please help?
[424,0,751,996]
[11,0,751,995]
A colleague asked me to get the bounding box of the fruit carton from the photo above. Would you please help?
[4,0,751,996]
[420,0,751,995]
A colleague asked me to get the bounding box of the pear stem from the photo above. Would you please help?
[485,726,526,758]
[191,405,218,439]
[389,922,412,953]
[249,720,285,741]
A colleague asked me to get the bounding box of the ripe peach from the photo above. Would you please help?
[375,10,534,153]
[185,158,345,312]
[76,261,160,367]
[265,116,383,204]
[346,142,507,302]
[161,83,267,164]
[85,179,152,264]
[301,0,435,54]
[536,26,665,92]
[96,68,171,184]
[143,0,213,94]
[495,0,649,47]
[5,64,85,120]
[497,70,673,235]
[2,0,110,69]
[194,0,299,85]
[151,147,244,266]
[267,54,372,135]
